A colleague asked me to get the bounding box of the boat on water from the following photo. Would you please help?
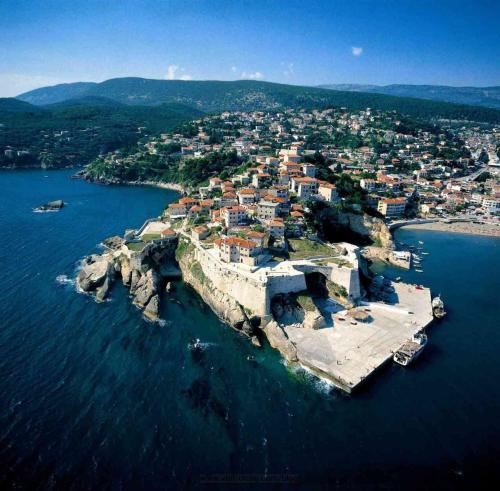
[422,252,429,255]
[418,241,424,245]
[393,332,428,366]
[415,269,423,273]
[432,295,447,318]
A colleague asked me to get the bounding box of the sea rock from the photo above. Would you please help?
[144,294,160,321]
[95,276,112,302]
[133,269,160,308]
[121,257,132,286]
[262,321,298,362]
[129,269,141,293]
[251,336,262,348]
[102,236,124,251]
[34,199,64,212]
[77,254,112,292]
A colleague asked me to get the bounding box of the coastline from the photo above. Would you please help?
[400,221,500,238]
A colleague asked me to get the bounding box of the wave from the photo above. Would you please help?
[56,274,75,286]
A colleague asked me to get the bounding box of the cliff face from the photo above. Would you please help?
[338,212,393,249]
[77,238,178,321]
[177,246,248,328]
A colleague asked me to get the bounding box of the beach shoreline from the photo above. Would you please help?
[401,221,500,238]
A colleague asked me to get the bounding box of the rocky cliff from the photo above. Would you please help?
[77,237,178,321]
[338,212,393,249]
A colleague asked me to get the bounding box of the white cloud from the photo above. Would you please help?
[351,47,363,56]
[165,65,193,81]
[240,71,264,80]
[165,64,179,80]
[231,66,237,73]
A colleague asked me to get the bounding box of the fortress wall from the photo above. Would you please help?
[195,247,268,316]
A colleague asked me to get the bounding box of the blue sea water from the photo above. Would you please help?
[1,169,500,490]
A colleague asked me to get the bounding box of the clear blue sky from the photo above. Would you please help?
[0,0,499,96]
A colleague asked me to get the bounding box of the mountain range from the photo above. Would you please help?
[318,84,500,110]
[16,78,500,123]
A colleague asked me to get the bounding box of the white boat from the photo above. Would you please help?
[393,333,428,366]
[418,241,424,245]
[432,295,446,318]
[415,269,423,273]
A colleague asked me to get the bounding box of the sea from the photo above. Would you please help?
[1,169,499,490]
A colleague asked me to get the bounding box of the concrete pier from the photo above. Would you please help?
[284,282,434,392]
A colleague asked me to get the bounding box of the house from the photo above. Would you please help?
[220,192,238,207]
[268,219,285,238]
[482,197,500,215]
[215,237,262,266]
[252,173,271,188]
[237,188,257,205]
[257,200,280,220]
[168,203,187,218]
[290,177,318,199]
[302,163,316,178]
[246,230,266,247]
[377,198,407,217]
[317,182,339,202]
[209,177,222,189]
[192,225,210,241]
[360,178,379,192]
[160,228,177,239]
[220,206,247,227]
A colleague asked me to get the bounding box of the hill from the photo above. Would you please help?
[319,84,500,110]
[18,77,500,123]
[0,98,203,169]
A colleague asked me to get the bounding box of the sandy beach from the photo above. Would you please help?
[403,221,500,238]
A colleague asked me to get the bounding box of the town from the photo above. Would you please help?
[75,107,499,391]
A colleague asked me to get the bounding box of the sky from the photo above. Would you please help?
[0,0,499,97]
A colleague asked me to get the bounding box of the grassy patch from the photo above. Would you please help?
[141,233,161,242]
[288,239,335,260]
[295,292,317,312]
[175,239,194,261]
[190,260,208,284]
[126,241,146,252]
[326,280,348,298]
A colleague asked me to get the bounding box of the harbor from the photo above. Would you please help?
[284,281,435,392]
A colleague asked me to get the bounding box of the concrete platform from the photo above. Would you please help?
[284,282,434,392]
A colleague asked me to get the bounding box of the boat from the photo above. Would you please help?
[418,241,424,245]
[422,252,429,255]
[415,269,423,273]
[393,332,428,366]
[432,295,447,318]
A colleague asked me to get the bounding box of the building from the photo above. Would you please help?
[268,219,285,238]
[482,197,500,215]
[302,163,316,178]
[377,198,407,217]
[168,203,187,218]
[237,188,257,205]
[192,226,210,241]
[215,237,262,266]
[257,200,280,220]
[220,206,247,227]
[290,177,319,199]
[318,182,339,202]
